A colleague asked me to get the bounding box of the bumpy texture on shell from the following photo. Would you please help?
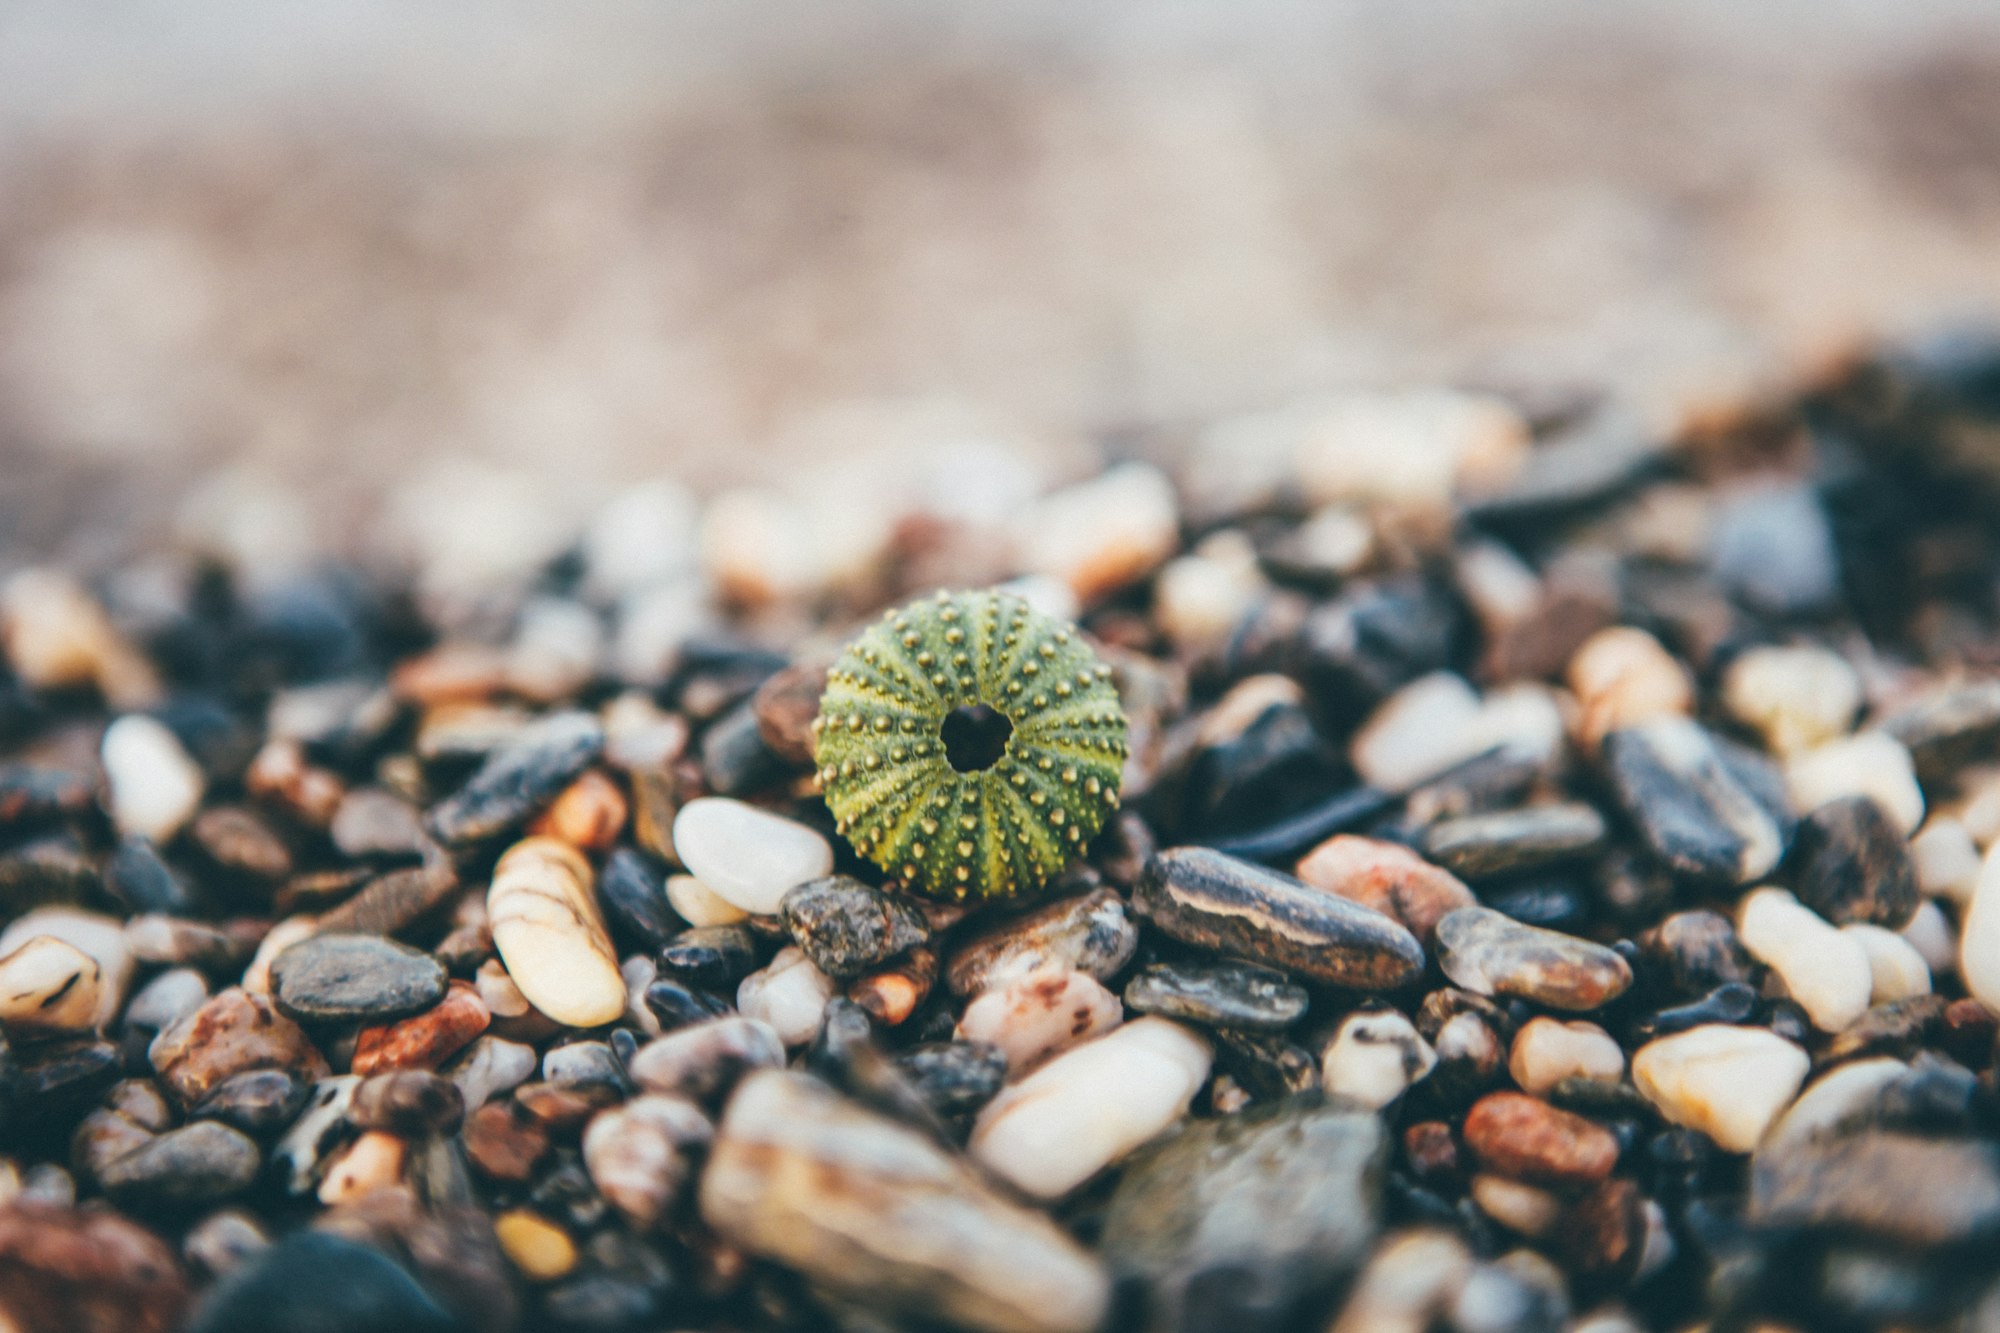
[814,589,1128,901]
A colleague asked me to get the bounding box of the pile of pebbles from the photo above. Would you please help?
[9,345,2000,1333]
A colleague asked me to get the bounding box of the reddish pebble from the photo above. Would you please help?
[351,981,490,1076]
[529,769,629,852]
[1293,835,1475,943]
[847,946,938,1027]
[0,1201,189,1333]
[1403,1120,1460,1183]
[1942,997,1997,1070]
[1462,1091,1619,1185]
[462,1099,551,1182]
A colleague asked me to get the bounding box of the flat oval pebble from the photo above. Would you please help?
[1631,1023,1810,1153]
[671,797,832,916]
[1509,1017,1624,1095]
[1122,959,1307,1030]
[1737,887,1871,1032]
[0,934,102,1032]
[1320,1008,1436,1109]
[487,836,626,1028]
[1601,718,1791,887]
[101,715,206,844]
[1292,834,1475,943]
[1784,731,1924,837]
[957,966,1123,1072]
[970,1016,1212,1199]
[1462,1091,1619,1184]
[1137,847,1424,990]
[1784,794,1918,928]
[1434,906,1632,1011]
[97,1121,262,1208]
[268,933,446,1024]
[1421,803,1607,880]
[945,887,1138,996]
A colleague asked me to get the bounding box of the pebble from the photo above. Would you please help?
[125,967,209,1033]
[108,835,194,915]
[945,887,1139,996]
[1636,908,1756,997]
[1751,1130,2000,1249]
[1293,388,1529,508]
[1786,794,1920,928]
[1421,803,1607,880]
[189,1068,310,1138]
[581,1093,713,1229]
[270,1077,356,1195]
[425,710,604,846]
[101,715,206,844]
[702,1069,1111,1333]
[1738,887,1873,1031]
[780,875,929,980]
[317,1129,406,1205]
[736,947,834,1047]
[1902,898,1956,976]
[1565,626,1693,751]
[1153,535,1267,652]
[957,967,1123,1073]
[442,1035,538,1112]
[1434,906,1632,1011]
[1017,461,1180,603]
[671,797,833,916]
[1137,848,1425,990]
[125,915,242,973]
[495,1207,579,1282]
[97,1121,262,1209]
[240,915,319,995]
[1911,816,1981,906]
[1508,1018,1624,1095]
[1631,1024,1810,1153]
[1292,834,1475,943]
[0,1200,190,1333]
[190,806,294,885]
[1960,844,2000,1013]
[1351,674,1563,794]
[350,981,491,1075]
[655,926,756,991]
[461,1099,550,1183]
[1122,960,1307,1031]
[1327,1229,1476,1333]
[1721,643,1861,755]
[149,988,327,1106]
[2,569,161,706]
[487,836,626,1028]
[896,1041,1010,1119]
[1881,678,2000,786]
[1,907,132,1031]
[1785,731,1925,837]
[328,787,428,859]
[627,1016,786,1105]
[184,1230,457,1333]
[1709,481,1840,615]
[1100,1095,1387,1331]
[751,660,830,766]
[1600,717,1792,886]
[269,933,447,1024]
[848,944,938,1026]
[1462,1091,1619,1184]
[1320,1008,1437,1110]
[1843,923,1934,1004]
[314,864,458,939]
[181,1209,270,1280]
[970,1017,1212,1199]
[0,934,102,1032]
[664,873,748,928]
[349,1070,464,1136]
[596,848,677,951]
[644,974,731,1029]
[474,957,531,1018]
[1470,1174,1562,1238]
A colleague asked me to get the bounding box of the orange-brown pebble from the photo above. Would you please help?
[1566,626,1693,751]
[1462,1091,1619,1185]
[847,946,938,1026]
[1293,834,1475,943]
[463,1099,551,1182]
[389,643,510,705]
[1403,1120,1460,1183]
[528,769,629,851]
[244,739,347,828]
[351,981,490,1076]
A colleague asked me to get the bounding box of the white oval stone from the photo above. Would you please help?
[672,798,832,916]
[0,936,102,1032]
[1910,817,1982,907]
[1508,1017,1625,1096]
[1841,923,1932,1004]
[1959,843,2000,1013]
[1319,1009,1436,1110]
[488,837,626,1028]
[0,907,130,1029]
[956,967,1122,1075]
[1785,732,1924,836]
[1721,644,1860,756]
[1737,888,1872,1032]
[1902,899,1957,977]
[1760,1058,1906,1157]
[101,715,206,843]
[664,874,749,928]
[1631,1024,1810,1154]
[970,1017,1211,1199]
[1017,462,1180,603]
[736,947,834,1047]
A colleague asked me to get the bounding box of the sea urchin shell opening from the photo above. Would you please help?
[941,704,1012,772]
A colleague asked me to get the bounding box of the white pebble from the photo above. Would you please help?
[665,874,749,928]
[100,715,205,843]
[1785,732,1924,836]
[0,936,102,1032]
[1721,644,1861,756]
[318,1129,405,1206]
[1901,899,1957,977]
[1016,462,1180,603]
[1567,626,1693,750]
[699,488,818,607]
[1841,923,1932,1004]
[956,967,1122,1075]
[612,577,714,686]
[1631,1024,1810,1154]
[1152,533,1265,654]
[736,947,834,1047]
[475,957,533,1019]
[444,1036,538,1112]
[1507,1017,1625,1096]
[1319,1009,1436,1110]
[505,598,603,703]
[1469,1174,1560,1238]
[621,956,663,1038]
[0,907,130,1029]
[123,967,208,1032]
[1910,817,1982,908]
[487,837,627,1028]
[1738,888,1872,1032]
[1351,674,1562,794]
[672,798,832,916]
[970,1017,1211,1199]
[1957,844,2000,1014]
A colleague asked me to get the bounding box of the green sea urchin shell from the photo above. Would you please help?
[813,588,1128,901]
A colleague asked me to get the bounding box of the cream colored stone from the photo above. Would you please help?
[488,837,626,1028]
[0,936,102,1032]
[1632,1025,1809,1153]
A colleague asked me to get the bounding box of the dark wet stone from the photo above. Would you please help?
[540,1274,663,1331]
[1881,679,2000,785]
[642,978,733,1028]
[945,887,1139,996]
[804,999,948,1143]
[1637,910,1756,999]
[894,1041,1009,1119]
[0,764,92,828]
[1295,577,1461,722]
[1420,803,1607,880]
[1484,881,1589,933]
[15,1037,122,1125]
[1595,848,1674,926]
[1434,906,1632,1011]
[109,835,196,915]
[780,876,929,981]
[329,788,430,860]
[0,837,100,913]
[1213,1029,1320,1101]
[598,848,676,953]
[350,1070,465,1136]
[657,926,759,991]
[98,1121,261,1209]
[270,934,448,1024]
[1136,848,1424,990]
[1824,995,1947,1065]
[1101,1094,1387,1333]
[185,1230,460,1333]
[1601,718,1793,887]
[1179,699,1346,840]
[1637,982,1759,1039]
[1123,960,1308,1031]
[1753,1132,2000,1248]
[425,710,604,846]
[190,1068,310,1138]
[314,864,458,938]
[1557,1177,1646,1284]
[191,806,294,886]
[1786,795,1919,928]
[699,700,790,796]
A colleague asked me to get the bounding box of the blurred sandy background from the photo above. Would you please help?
[4,0,2000,572]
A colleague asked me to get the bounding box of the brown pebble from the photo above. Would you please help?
[315,863,459,938]
[462,1099,551,1182]
[349,1070,466,1136]
[514,1079,619,1131]
[1293,834,1476,943]
[1557,1177,1646,1281]
[390,643,510,705]
[245,740,346,828]
[1823,994,1947,1066]
[0,1201,189,1333]
[351,982,490,1077]
[192,806,295,884]
[528,769,629,851]
[1403,1120,1460,1183]
[752,661,830,766]
[148,987,328,1106]
[629,767,684,864]
[1462,1091,1619,1185]
[848,946,938,1026]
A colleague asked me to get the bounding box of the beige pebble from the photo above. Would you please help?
[0,936,102,1032]
[1632,1024,1809,1153]
[475,958,533,1019]
[665,874,748,928]
[1785,732,1924,836]
[1470,1173,1561,1238]
[1567,626,1693,750]
[1842,923,1932,1004]
[488,837,626,1028]
[317,1129,406,1205]
[1738,888,1872,1032]
[101,715,206,843]
[495,1207,578,1282]
[1508,1017,1625,1095]
[1720,644,1860,756]
[1910,817,1982,907]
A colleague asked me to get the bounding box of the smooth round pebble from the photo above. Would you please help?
[736,947,834,1047]
[488,836,626,1028]
[1841,923,1932,1004]
[1508,1017,1625,1095]
[101,715,206,844]
[0,935,102,1032]
[1721,644,1861,756]
[268,933,447,1024]
[1319,1009,1435,1110]
[665,874,749,928]
[1785,732,1924,837]
[672,797,833,916]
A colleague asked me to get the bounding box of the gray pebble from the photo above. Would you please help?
[269,933,447,1024]
[425,710,604,846]
[190,1068,310,1138]
[1602,718,1793,887]
[1123,960,1308,1031]
[98,1120,261,1208]
[894,1041,1009,1119]
[781,875,929,981]
[1422,803,1607,880]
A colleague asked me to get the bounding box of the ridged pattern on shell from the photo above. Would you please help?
[814,589,1128,901]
